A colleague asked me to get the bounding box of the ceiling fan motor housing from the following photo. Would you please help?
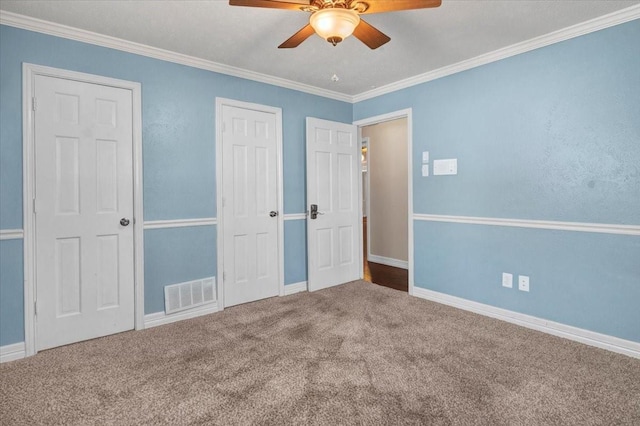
[229,0,442,49]
[309,0,369,13]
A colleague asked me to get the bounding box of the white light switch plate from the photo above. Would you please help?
[422,151,429,163]
[433,159,457,175]
[502,273,513,288]
[421,164,429,177]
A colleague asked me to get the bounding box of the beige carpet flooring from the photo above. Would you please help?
[1,280,639,425]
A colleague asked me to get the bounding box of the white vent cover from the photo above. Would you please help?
[164,277,216,315]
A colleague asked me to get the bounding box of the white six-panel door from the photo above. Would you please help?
[306,117,360,292]
[34,75,135,351]
[221,104,280,307]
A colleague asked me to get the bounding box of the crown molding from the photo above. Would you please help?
[0,10,352,103]
[352,4,640,103]
[2,6,638,104]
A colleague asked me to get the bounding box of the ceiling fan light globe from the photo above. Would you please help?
[309,8,360,45]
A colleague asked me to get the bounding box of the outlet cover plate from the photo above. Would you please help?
[518,275,530,292]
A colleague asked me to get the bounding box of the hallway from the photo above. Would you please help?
[363,217,408,292]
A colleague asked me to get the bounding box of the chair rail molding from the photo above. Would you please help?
[413,214,640,236]
[143,218,217,230]
[0,229,24,240]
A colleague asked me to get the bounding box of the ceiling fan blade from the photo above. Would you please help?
[352,19,391,50]
[229,0,311,11]
[358,0,441,14]
[278,24,316,48]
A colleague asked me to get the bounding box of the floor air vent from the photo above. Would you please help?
[164,277,216,315]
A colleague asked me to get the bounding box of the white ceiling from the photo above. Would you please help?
[1,0,638,96]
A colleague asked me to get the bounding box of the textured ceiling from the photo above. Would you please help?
[1,0,638,96]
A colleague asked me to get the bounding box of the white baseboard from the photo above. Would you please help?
[412,287,640,359]
[0,342,26,363]
[367,254,408,270]
[284,281,307,296]
[144,302,219,329]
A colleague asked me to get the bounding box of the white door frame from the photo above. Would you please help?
[22,63,145,357]
[353,109,414,295]
[215,98,285,310]
[361,136,371,261]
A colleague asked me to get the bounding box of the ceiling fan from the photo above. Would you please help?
[229,0,442,49]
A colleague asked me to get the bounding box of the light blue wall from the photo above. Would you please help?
[0,24,352,344]
[355,22,640,224]
[0,25,351,226]
[414,221,640,342]
[284,219,307,285]
[143,226,217,314]
[355,21,640,342]
[0,240,24,346]
[2,20,639,347]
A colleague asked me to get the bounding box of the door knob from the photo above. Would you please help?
[120,218,130,226]
[309,204,324,220]
[269,211,278,217]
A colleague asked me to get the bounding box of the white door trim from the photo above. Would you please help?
[354,109,413,295]
[22,63,144,357]
[361,136,371,263]
[215,98,285,310]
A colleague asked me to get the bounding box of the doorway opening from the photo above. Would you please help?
[359,116,409,292]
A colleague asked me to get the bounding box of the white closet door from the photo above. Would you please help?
[35,75,135,350]
[222,104,280,307]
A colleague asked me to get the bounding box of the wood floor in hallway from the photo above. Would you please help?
[363,217,408,292]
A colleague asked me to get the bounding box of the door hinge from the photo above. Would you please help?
[32,198,36,214]
[34,300,37,316]
[32,97,37,111]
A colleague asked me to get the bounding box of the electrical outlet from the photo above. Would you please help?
[502,273,513,288]
[518,275,530,292]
